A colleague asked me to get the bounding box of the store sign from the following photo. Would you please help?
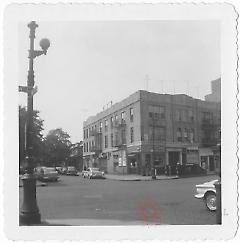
[187,146,198,151]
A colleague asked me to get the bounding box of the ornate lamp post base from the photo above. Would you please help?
[19,175,41,225]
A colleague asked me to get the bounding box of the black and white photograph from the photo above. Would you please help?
[3,2,238,241]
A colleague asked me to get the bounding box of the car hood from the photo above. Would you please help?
[196,179,218,188]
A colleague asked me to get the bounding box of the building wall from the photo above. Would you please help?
[205,78,221,103]
[83,90,221,175]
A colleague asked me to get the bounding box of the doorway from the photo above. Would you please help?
[168,151,180,175]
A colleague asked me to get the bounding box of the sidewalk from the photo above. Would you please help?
[39,218,148,226]
[105,174,179,181]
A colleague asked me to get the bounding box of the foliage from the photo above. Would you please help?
[44,128,72,166]
[19,106,45,165]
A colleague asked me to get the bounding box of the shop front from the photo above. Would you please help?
[199,147,220,173]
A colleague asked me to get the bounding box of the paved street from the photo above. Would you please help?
[19,175,218,225]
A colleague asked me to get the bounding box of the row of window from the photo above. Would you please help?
[176,127,195,142]
[83,108,134,139]
[83,127,134,152]
[148,106,199,123]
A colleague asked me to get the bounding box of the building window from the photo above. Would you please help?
[83,129,86,139]
[202,112,213,123]
[86,142,89,152]
[105,119,108,131]
[110,117,114,128]
[176,110,181,121]
[177,128,182,142]
[86,128,89,138]
[184,128,188,141]
[188,110,194,121]
[89,140,91,151]
[149,126,166,141]
[190,128,194,143]
[159,106,165,119]
[92,126,94,136]
[121,129,126,144]
[100,122,103,133]
[130,127,134,143]
[94,125,97,133]
[83,143,86,152]
[149,105,165,120]
[121,111,126,123]
[130,108,134,122]
[111,133,114,147]
[182,110,187,121]
[104,135,108,148]
[115,133,118,146]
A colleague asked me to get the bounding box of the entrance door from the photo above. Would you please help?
[209,156,215,171]
[168,151,180,175]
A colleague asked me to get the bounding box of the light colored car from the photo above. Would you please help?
[35,167,59,182]
[83,167,105,179]
[194,179,218,211]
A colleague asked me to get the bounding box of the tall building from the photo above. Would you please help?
[205,78,221,103]
[83,90,220,175]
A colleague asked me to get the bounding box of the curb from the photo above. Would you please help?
[105,176,179,181]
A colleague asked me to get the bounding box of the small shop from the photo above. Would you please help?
[199,147,219,173]
[186,146,199,164]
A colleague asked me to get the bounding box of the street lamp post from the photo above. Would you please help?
[151,116,156,180]
[19,21,50,225]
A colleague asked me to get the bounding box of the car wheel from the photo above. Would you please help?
[205,192,217,211]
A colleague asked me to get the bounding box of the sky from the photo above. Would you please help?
[18,20,220,143]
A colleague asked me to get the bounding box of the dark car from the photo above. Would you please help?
[182,163,207,175]
[35,167,59,182]
[66,166,78,176]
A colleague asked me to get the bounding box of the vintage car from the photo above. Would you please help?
[194,179,218,211]
[83,167,105,179]
[66,166,79,176]
[35,167,59,182]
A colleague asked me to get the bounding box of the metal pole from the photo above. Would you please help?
[19,21,40,225]
[152,117,156,180]
[215,181,222,224]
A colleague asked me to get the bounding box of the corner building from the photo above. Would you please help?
[83,90,220,175]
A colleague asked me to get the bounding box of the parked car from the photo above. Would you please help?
[194,179,218,211]
[66,166,78,176]
[35,167,59,182]
[182,163,207,175]
[81,169,87,177]
[55,166,63,174]
[83,167,105,179]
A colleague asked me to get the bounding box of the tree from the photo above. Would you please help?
[19,106,45,167]
[44,128,72,167]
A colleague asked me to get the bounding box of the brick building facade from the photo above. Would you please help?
[83,90,220,175]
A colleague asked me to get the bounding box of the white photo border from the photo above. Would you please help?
[3,2,238,240]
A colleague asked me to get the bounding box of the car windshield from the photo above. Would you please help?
[44,168,56,172]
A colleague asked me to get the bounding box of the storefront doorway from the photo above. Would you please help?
[168,151,180,175]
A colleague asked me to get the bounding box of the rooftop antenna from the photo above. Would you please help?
[195,86,199,98]
[160,80,164,94]
[145,74,150,91]
[186,80,190,96]
[173,80,175,94]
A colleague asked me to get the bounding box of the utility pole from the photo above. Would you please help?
[151,116,156,180]
[19,21,50,225]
